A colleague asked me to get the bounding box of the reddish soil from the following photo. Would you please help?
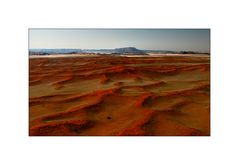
[29,55,210,136]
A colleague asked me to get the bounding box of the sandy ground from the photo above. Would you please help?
[29,54,210,136]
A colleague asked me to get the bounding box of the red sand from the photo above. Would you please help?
[29,55,210,136]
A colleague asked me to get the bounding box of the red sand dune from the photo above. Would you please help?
[29,55,210,136]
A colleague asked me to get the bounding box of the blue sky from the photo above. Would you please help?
[29,29,210,53]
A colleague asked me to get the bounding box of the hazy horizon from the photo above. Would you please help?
[29,29,210,53]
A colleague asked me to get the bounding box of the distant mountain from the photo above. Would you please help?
[29,47,209,56]
[114,47,148,55]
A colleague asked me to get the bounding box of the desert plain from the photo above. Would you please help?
[29,54,210,136]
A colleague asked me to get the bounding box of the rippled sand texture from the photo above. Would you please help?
[29,55,210,136]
